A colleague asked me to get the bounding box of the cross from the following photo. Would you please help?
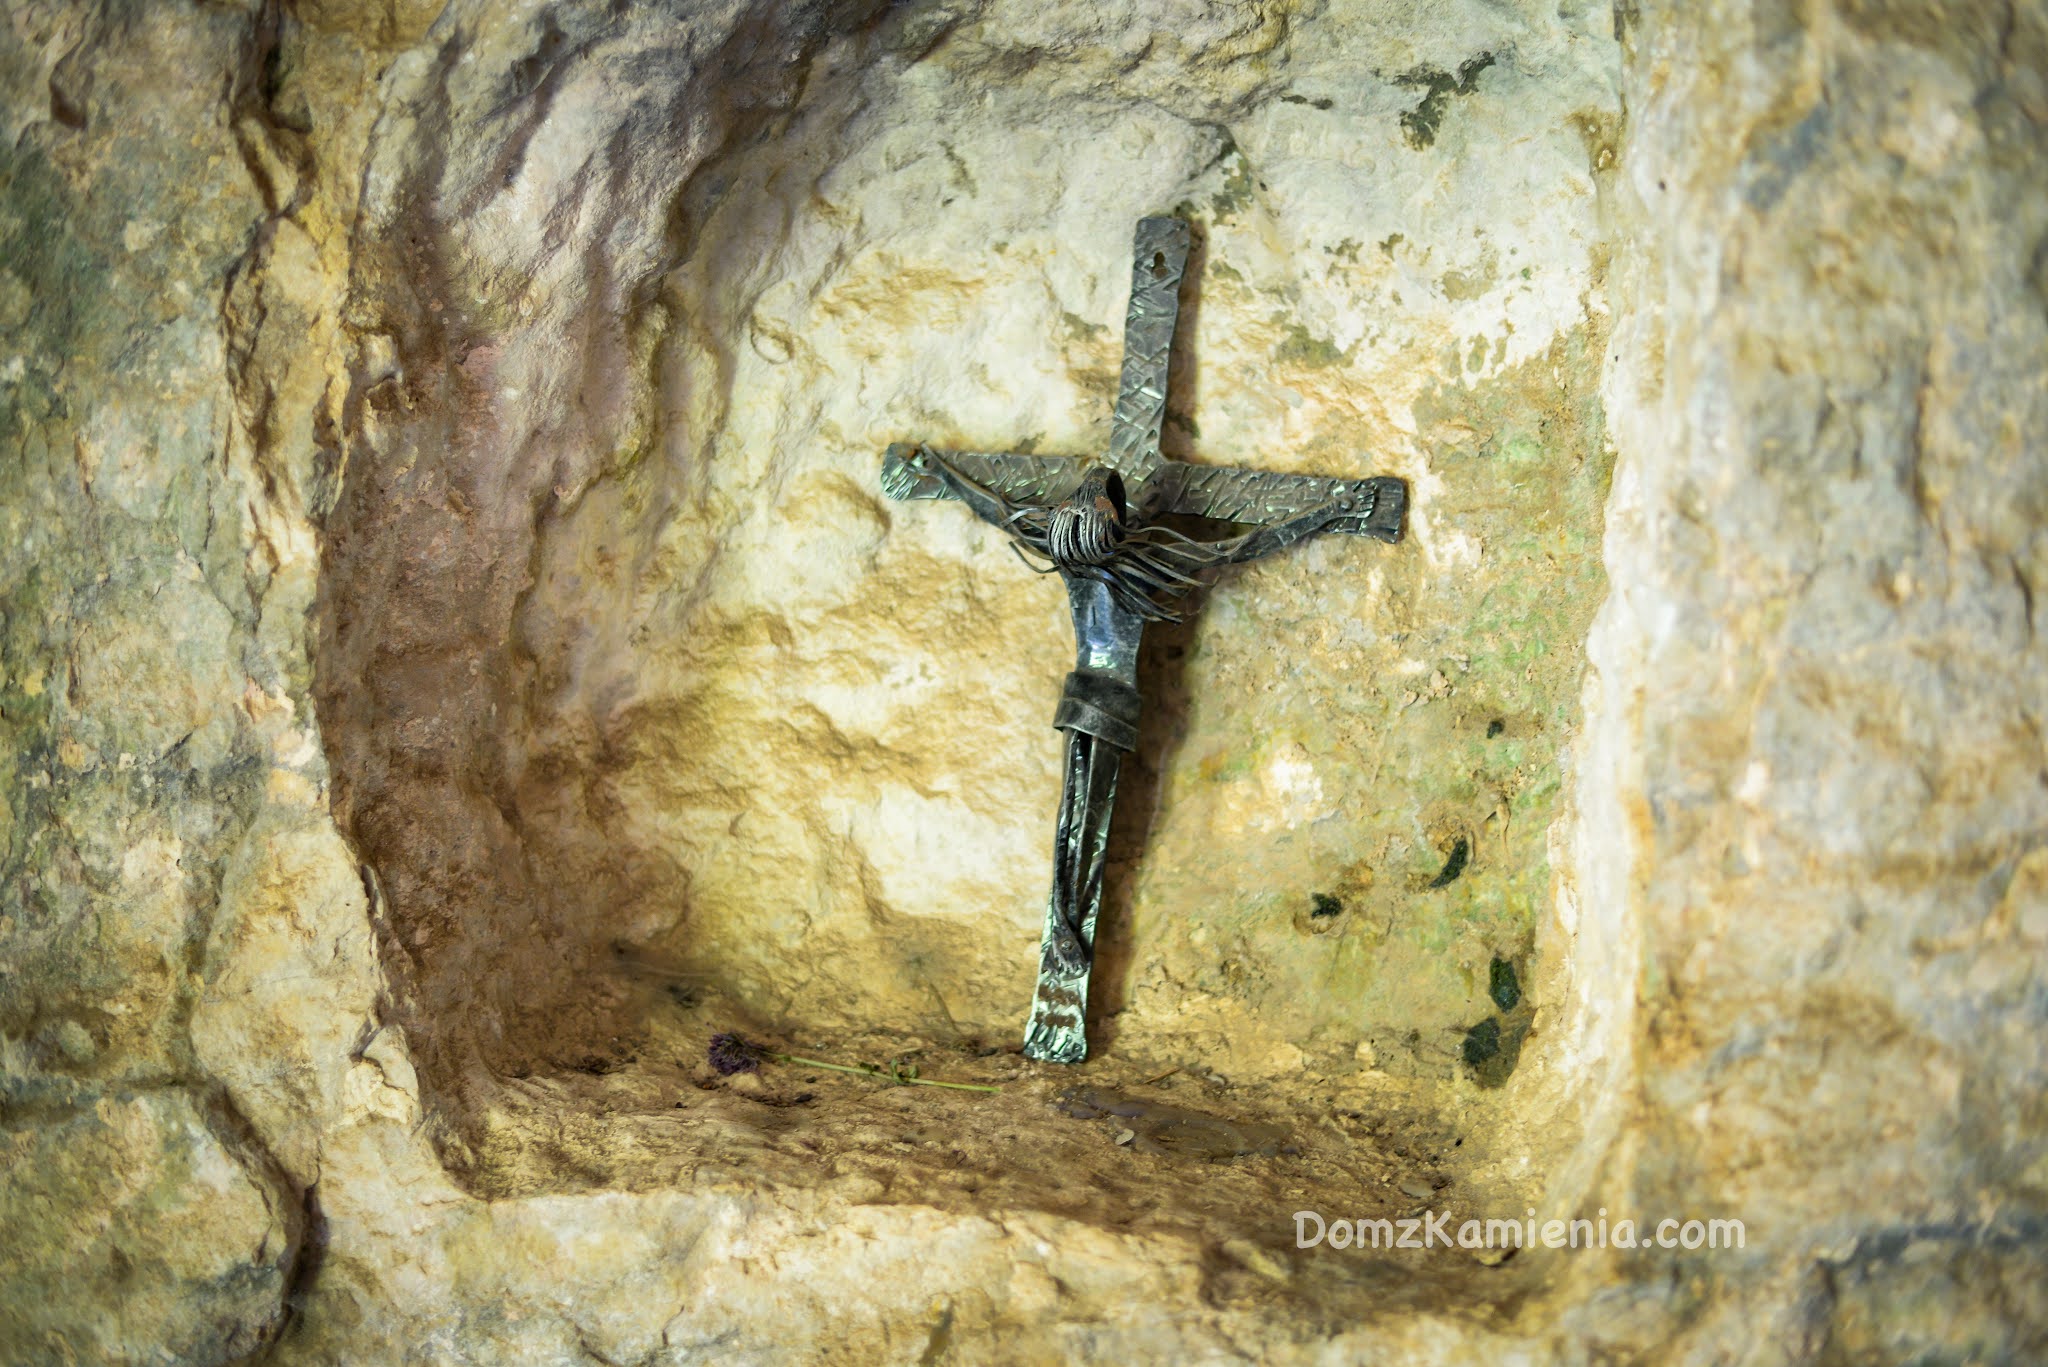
[880,217,1407,1063]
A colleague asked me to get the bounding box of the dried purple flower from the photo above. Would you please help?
[708,1032,765,1076]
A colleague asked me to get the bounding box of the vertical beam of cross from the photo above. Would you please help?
[1017,218,1191,1063]
[1105,217,1190,489]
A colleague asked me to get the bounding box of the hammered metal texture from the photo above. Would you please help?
[1157,465,1408,542]
[881,443,1084,506]
[1104,217,1189,486]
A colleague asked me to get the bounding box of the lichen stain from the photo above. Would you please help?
[1123,318,1614,1079]
[1271,321,1351,369]
[1395,52,1496,151]
[1440,245,1501,302]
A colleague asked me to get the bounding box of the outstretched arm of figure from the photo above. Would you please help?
[1144,462,1407,544]
[880,443,1081,530]
[1213,493,1398,565]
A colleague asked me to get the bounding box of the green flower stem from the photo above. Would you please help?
[772,1053,1000,1093]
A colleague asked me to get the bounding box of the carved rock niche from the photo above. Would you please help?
[314,1,1626,1278]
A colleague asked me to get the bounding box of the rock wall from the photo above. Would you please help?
[0,0,2042,1363]
[1575,2,2048,1355]
[2,5,332,1358]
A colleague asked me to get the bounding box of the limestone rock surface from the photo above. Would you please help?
[1,0,2044,1362]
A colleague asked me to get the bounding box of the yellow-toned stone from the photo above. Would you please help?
[5,0,2046,1362]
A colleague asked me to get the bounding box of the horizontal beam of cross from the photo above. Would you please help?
[881,443,1405,541]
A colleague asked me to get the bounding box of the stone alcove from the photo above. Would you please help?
[312,0,1630,1287]
[8,0,2046,1358]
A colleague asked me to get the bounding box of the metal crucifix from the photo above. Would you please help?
[881,217,1407,1063]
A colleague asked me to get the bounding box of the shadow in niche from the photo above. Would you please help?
[1087,612,1197,1055]
[1159,215,1207,464]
